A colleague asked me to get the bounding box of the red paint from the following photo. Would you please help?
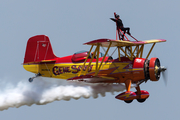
[24,35,57,64]
[149,57,160,81]
[115,91,137,101]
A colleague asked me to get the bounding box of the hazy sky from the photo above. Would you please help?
[0,0,179,120]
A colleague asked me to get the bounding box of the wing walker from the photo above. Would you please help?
[23,13,167,103]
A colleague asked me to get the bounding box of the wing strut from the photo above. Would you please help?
[84,45,99,75]
[146,43,156,59]
[136,45,144,58]
[119,47,132,60]
[140,45,144,58]
[116,44,146,61]
[118,47,121,61]
[95,41,112,76]
[78,45,94,76]
[96,43,100,70]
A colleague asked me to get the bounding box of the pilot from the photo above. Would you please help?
[91,52,96,59]
[110,14,131,39]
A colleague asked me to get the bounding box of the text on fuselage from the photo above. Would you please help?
[52,65,93,75]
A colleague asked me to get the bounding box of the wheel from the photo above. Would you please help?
[28,78,33,82]
[137,99,146,103]
[124,100,133,103]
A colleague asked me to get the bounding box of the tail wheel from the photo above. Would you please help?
[28,77,34,82]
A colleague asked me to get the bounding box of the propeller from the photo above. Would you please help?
[159,66,168,85]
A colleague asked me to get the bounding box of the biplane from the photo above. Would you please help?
[23,13,166,103]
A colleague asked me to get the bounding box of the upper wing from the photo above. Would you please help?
[84,39,166,47]
[142,39,166,44]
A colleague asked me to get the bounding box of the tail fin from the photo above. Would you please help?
[23,35,57,64]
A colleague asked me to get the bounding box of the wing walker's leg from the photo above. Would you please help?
[116,29,120,40]
[119,29,129,41]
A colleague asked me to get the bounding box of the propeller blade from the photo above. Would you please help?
[160,66,168,86]
[162,68,168,85]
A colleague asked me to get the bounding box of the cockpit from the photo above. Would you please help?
[72,50,106,62]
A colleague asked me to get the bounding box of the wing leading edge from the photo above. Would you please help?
[84,39,166,47]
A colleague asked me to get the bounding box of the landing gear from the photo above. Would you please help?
[29,77,34,82]
[124,100,133,103]
[28,73,41,83]
[137,99,146,103]
[116,91,149,103]
[115,81,149,103]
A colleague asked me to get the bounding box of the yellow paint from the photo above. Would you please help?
[118,47,121,61]
[96,44,100,70]
[95,41,112,76]
[23,64,39,74]
[85,46,98,75]
[146,43,156,59]
[140,45,144,58]
[23,62,134,80]
[78,45,93,76]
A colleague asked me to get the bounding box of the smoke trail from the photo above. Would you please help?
[0,77,125,111]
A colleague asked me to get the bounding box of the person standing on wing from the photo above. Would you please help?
[110,14,131,39]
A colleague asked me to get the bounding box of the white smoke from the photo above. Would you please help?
[0,77,125,111]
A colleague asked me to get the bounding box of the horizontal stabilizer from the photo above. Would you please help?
[24,59,56,64]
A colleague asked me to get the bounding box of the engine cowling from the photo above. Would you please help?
[144,57,166,81]
[149,58,161,81]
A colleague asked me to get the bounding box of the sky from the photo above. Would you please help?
[0,0,180,120]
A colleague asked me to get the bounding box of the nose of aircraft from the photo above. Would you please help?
[149,57,167,82]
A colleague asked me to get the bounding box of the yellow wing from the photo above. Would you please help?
[84,39,166,47]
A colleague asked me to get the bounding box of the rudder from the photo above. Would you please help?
[23,35,57,64]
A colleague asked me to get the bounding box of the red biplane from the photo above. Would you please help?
[23,13,166,103]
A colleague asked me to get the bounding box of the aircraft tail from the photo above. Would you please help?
[23,35,57,64]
